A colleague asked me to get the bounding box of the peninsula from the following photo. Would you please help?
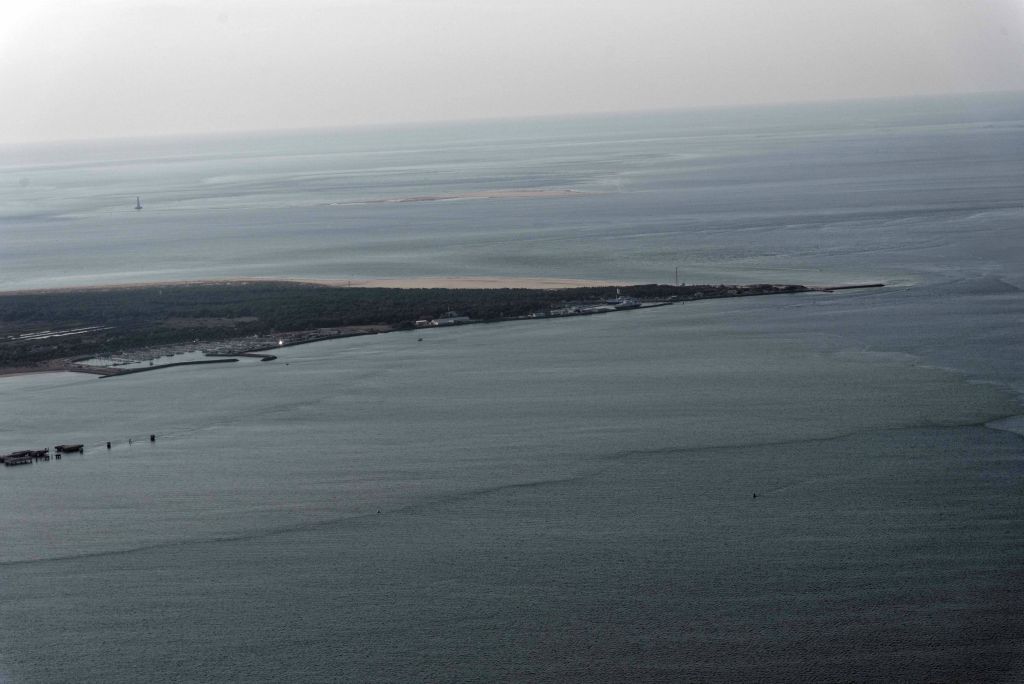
[0,279,877,377]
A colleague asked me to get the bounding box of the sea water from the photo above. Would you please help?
[1,93,1023,682]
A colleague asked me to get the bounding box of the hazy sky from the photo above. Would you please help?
[2,0,1023,143]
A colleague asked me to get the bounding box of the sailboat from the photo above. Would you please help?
[135,196,143,211]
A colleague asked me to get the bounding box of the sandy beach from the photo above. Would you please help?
[305,276,629,289]
[0,361,71,378]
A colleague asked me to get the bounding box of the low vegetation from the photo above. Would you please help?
[0,281,806,369]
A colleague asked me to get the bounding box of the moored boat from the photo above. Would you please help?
[2,451,34,466]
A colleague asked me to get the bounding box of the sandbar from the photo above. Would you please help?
[298,276,629,289]
[330,188,594,207]
[2,276,631,295]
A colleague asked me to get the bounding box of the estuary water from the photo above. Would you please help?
[1,94,1023,682]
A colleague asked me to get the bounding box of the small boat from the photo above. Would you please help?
[55,444,84,453]
[135,196,143,211]
[606,288,642,310]
[613,297,641,310]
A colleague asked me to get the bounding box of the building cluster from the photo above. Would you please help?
[415,311,474,327]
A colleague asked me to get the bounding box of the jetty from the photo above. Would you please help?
[98,357,238,377]
[63,357,240,378]
[810,283,885,293]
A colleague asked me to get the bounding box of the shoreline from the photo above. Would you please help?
[0,360,74,379]
[0,281,886,380]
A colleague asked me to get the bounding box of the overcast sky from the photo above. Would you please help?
[2,0,1023,143]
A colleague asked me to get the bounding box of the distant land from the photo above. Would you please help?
[0,278,879,376]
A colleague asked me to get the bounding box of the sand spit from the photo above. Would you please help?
[1,276,631,296]
[329,188,595,207]
[303,276,629,289]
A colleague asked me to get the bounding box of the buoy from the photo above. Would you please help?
[106,442,111,449]
[150,434,155,442]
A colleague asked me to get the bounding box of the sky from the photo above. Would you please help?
[1,0,1023,143]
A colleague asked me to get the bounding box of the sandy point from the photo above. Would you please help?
[301,276,631,289]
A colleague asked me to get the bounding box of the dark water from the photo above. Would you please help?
[1,94,1023,681]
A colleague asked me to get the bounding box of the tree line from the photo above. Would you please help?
[0,281,806,368]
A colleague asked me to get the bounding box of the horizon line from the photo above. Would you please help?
[3,88,1023,149]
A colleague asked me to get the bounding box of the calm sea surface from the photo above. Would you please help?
[1,94,1023,682]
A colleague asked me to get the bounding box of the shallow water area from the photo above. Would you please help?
[2,95,1024,681]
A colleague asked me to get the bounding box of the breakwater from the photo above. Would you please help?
[87,358,239,378]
